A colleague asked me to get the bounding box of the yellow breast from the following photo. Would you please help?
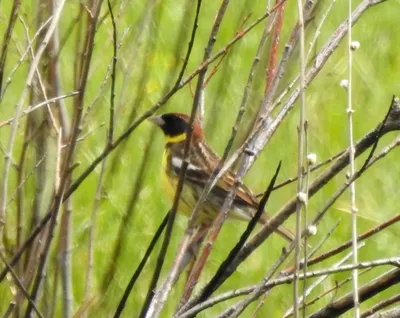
[161,149,196,218]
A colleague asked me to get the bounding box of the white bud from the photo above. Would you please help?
[350,41,360,51]
[297,191,307,203]
[307,153,317,165]
[340,79,349,89]
[307,225,317,236]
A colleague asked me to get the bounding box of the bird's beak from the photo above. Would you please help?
[148,115,165,127]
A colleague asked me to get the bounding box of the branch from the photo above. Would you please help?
[309,268,400,318]
[186,95,399,308]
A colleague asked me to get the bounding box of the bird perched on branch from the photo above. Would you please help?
[149,113,295,242]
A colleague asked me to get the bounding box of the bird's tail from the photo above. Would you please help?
[258,213,296,243]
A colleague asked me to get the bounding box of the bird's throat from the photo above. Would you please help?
[165,133,186,144]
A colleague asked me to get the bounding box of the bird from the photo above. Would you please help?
[149,112,295,243]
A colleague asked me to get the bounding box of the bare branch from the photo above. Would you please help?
[309,268,400,318]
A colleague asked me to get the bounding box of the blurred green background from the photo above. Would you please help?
[0,0,399,316]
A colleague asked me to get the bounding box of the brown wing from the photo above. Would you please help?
[167,140,295,242]
[167,140,256,206]
[215,170,259,208]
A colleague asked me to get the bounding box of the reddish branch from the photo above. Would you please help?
[265,1,285,91]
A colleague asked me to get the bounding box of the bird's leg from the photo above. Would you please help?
[188,224,209,252]
[184,225,209,275]
[178,225,210,305]
[172,225,210,312]
[167,224,209,292]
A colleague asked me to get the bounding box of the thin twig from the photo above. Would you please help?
[252,219,341,316]
[293,0,307,313]
[6,154,46,207]
[83,148,107,303]
[0,15,53,98]
[101,130,156,293]
[360,293,400,318]
[107,0,117,144]
[81,27,129,128]
[345,0,360,314]
[24,1,101,316]
[305,208,400,271]
[178,258,400,317]
[0,0,65,239]
[0,0,22,97]
[301,122,311,318]
[267,150,345,193]
[0,92,78,128]
[193,0,231,125]
[179,1,278,305]
[306,0,337,61]
[183,162,282,314]
[284,243,364,318]
[138,2,203,316]
[67,1,285,201]
[309,268,400,318]
[184,95,399,312]
[0,252,44,318]
[113,212,169,318]
[299,268,372,314]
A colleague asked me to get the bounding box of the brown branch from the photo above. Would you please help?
[137,2,204,317]
[299,268,372,314]
[238,98,400,272]
[177,258,400,317]
[0,251,44,318]
[309,268,400,318]
[265,0,285,91]
[181,162,282,305]
[178,4,279,307]
[0,0,66,241]
[183,94,399,311]
[141,1,232,315]
[301,210,400,271]
[24,1,103,316]
[0,0,22,97]
[224,245,361,318]
[361,291,400,317]
[365,306,400,318]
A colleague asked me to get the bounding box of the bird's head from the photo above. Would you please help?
[149,113,203,143]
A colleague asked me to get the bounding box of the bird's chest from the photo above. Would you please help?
[161,150,209,220]
[161,150,178,200]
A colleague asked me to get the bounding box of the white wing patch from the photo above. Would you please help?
[171,157,201,172]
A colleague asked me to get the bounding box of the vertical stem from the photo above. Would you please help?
[107,0,117,143]
[347,0,359,315]
[0,0,22,98]
[84,158,107,302]
[302,122,310,318]
[60,195,73,318]
[294,0,306,316]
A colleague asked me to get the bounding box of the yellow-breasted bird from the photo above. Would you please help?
[150,113,295,242]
